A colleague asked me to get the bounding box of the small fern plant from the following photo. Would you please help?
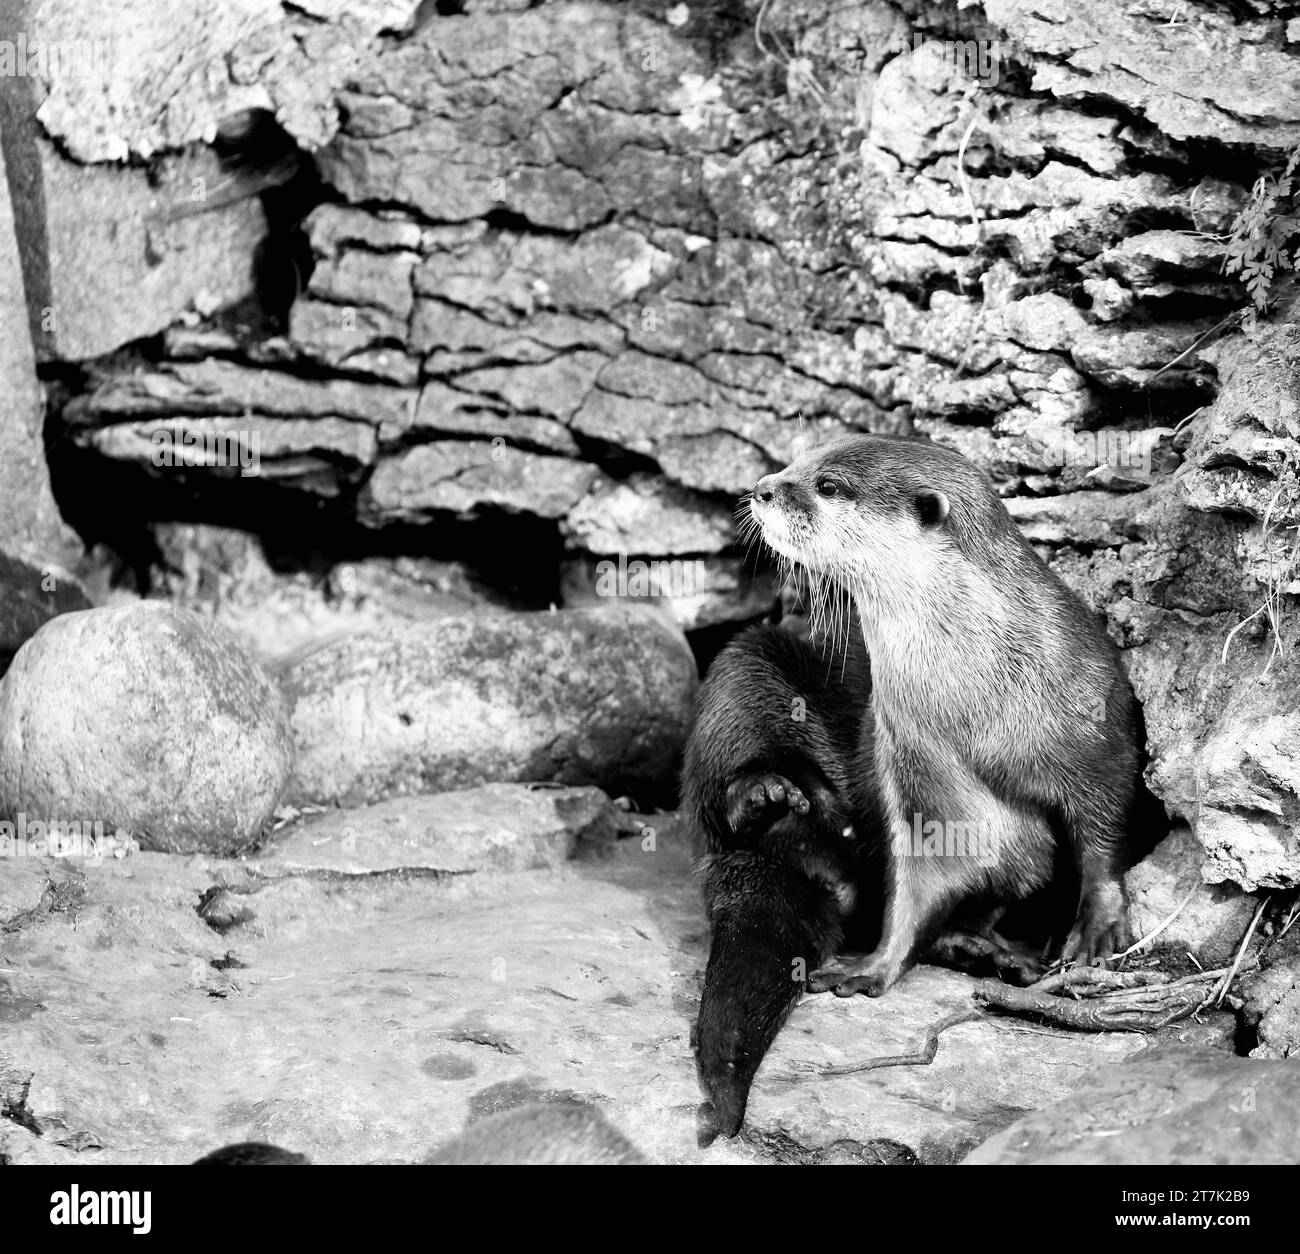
[1224,144,1300,333]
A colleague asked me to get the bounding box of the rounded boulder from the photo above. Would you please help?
[283,605,698,807]
[0,601,294,853]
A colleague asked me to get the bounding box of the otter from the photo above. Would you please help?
[685,623,881,1144]
[686,432,1139,1138]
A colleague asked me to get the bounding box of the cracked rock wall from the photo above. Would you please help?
[11,0,1300,887]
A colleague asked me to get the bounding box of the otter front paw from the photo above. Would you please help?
[724,772,811,837]
[807,954,894,998]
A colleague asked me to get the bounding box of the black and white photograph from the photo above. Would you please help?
[0,0,1296,1215]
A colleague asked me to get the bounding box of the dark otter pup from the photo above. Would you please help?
[749,433,1138,995]
[684,623,881,1143]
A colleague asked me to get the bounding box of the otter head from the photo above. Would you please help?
[693,844,845,1147]
[748,434,1007,617]
[693,940,795,1148]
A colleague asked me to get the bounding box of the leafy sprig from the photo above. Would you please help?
[1223,144,1300,333]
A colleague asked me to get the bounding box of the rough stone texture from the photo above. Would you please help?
[0,851,55,927]
[1195,702,1300,891]
[366,441,601,521]
[260,783,622,876]
[964,1046,1300,1165]
[3,135,266,361]
[283,605,698,807]
[0,602,293,853]
[1124,828,1261,969]
[24,0,411,162]
[64,360,386,499]
[561,474,735,556]
[985,0,1300,148]
[24,1,1300,839]
[0,130,75,565]
[0,815,1164,1166]
[1241,929,1300,1061]
[1115,321,1300,893]
[0,549,91,676]
[150,523,513,668]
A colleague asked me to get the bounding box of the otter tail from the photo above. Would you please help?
[693,827,846,1147]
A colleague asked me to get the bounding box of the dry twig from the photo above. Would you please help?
[786,1009,984,1079]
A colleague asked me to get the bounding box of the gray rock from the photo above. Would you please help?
[964,1046,1300,1164]
[66,359,414,429]
[425,1101,646,1165]
[0,138,75,566]
[364,442,601,521]
[19,0,1300,900]
[1115,324,1300,888]
[562,474,735,556]
[0,551,92,677]
[66,360,410,495]
[0,855,55,929]
[48,0,1287,546]
[1099,230,1229,296]
[27,0,394,162]
[1242,931,1300,1060]
[751,967,1137,1165]
[84,417,377,493]
[1004,491,1140,549]
[283,606,697,806]
[1195,699,1300,891]
[151,524,512,668]
[259,784,621,876]
[7,137,265,362]
[1180,321,1300,527]
[0,602,293,854]
[409,381,583,455]
[988,0,1300,146]
[0,816,1151,1166]
[1125,827,1261,968]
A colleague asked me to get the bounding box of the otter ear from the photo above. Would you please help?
[916,489,949,527]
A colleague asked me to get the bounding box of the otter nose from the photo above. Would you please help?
[754,475,777,503]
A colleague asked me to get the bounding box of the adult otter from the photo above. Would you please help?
[686,433,1139,1139]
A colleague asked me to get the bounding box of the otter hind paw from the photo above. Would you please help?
[807,954,892,998]
[725,772,811,836]
[1062,885,1131,966]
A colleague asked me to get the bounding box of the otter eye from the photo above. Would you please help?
[816,476,843,498]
